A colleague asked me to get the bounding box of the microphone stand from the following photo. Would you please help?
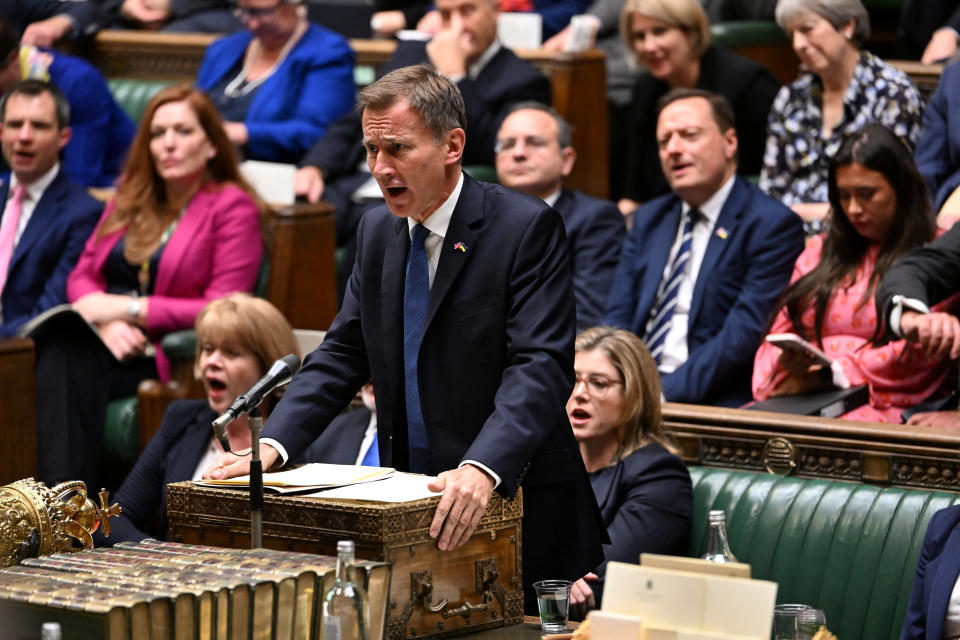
[248,407,264,549]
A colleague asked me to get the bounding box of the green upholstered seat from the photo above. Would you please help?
[709,21,787,48]
[106,78,173,125]
[689,466,960,640]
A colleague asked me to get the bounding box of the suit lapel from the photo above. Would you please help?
[928,523,960,640]
[153,186,209,295]
[689,178,746,326]
[425,175,481,331]
[381,216,409,382]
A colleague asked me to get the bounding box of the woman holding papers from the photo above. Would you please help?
[565,327,692,616]
[32,85,264,493]
[96,293,301,545]
[752,124,959,423]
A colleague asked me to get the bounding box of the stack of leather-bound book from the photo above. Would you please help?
[0,540,391,639]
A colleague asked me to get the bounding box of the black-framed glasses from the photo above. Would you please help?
[573,373,624,396]
[233,0,285,19]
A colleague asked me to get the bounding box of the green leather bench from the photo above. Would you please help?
[689,466,960,640]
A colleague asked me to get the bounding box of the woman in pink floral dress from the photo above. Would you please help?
[753,124,958,422]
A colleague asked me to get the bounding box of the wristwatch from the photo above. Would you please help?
[128,294,141,318]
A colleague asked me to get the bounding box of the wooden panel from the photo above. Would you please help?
[889,59,944,101]
[663,402,960,492]
[262,202,338,331]
[88,32,610,199]
[0,338,36,485]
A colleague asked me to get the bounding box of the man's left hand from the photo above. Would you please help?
[427,464,494,551]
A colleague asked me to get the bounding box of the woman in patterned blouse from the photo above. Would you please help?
[752,125,957,423]
[759,0,924,223]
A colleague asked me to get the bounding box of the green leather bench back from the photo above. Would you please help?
[688,466,960,640]
[106,78,173,126]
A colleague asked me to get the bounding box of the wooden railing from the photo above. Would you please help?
[664,402,960,492]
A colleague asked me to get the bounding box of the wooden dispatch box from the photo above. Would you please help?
[166,481,524,639]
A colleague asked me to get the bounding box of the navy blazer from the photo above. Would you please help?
[301,40,551,174]
[262,174,606,600]
[0,169,101,337]
[605,176,804,407]
[197,23,355,164]
[96,399,372,545]
[901,504,960,640]
[916,59,960,210]
[588,442,692,604]
[554,189,625,331]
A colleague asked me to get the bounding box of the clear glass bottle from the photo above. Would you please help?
[40,622,62,640]
[323,540,369,640]
[701,509,738,563]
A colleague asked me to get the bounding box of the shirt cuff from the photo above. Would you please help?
[829,361,851,390]
[459,460,501,489]
[889,295,931,337]
[260,438,288,467]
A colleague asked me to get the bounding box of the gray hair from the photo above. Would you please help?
[503,101,573,149]
[0,80,71,129]
[775,0,870,47]
[357,64,466,144]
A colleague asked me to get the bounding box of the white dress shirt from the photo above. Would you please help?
[656,175,736,374]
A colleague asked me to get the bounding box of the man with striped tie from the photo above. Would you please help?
[605,88,803,407]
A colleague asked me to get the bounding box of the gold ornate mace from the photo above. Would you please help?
[0,478,121,567]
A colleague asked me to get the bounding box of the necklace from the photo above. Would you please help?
[222,19,308,99]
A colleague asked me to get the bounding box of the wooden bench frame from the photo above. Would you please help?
[665,402,960,492]
[87,30,610,198]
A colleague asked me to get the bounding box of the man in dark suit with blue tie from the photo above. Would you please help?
[495,101,624,330]
[605,88,804,407]
[0,80,101,337]
[207,64,605,611]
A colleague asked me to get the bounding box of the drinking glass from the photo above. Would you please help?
[772,603,812,640]
[796,608,827,640]
[533,580,573,634]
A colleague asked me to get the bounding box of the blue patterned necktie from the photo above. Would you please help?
[403,224,431,473]
[644,208,699,364]
[360,431,380,467]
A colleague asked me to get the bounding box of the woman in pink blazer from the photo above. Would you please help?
[36,85,263,493]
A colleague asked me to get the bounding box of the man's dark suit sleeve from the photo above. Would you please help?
[914,61,960,209]
[661,207,803,404]
[298,111,364,177]
[880,222,960,324]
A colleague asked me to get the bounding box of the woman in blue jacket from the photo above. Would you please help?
[196,0,355,164]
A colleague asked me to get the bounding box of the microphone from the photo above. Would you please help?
[211,354,301,444]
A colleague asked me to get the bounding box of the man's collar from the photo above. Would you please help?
[408,171,464,239]
[681,173,736,225]
[9,162,60,202]
[468,40,501,80]
[543,189,562,207]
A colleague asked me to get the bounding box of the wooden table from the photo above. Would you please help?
[463,617,576,638]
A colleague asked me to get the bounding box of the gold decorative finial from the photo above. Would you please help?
[0,478,122,567]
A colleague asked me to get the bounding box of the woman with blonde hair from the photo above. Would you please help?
[566,326,692,616]
[96,293,300,545]
[34,84,263,493]
[616,0,779,214]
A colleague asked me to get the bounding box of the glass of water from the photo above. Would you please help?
[772,603,813,640]
[533,580,573,634]
[796,608,827,640]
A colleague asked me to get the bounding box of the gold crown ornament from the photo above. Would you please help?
[0,478,121,567]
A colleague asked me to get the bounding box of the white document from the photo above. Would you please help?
[701,575,777,638]
[240,160,296,205]
[199,462,394,490]
[497,12,542,49]
[603,563,704,631]
[306,472,442,502]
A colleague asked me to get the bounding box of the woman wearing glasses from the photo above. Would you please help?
[196,0,355,164]
[565,326,692,617]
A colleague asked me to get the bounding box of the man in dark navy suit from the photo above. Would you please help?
[3,0,104,45]
[605,88,803,407]
[495,102,623,330]
[294,0,550,302]
[207,64,605,611]
[0,80,101,337]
